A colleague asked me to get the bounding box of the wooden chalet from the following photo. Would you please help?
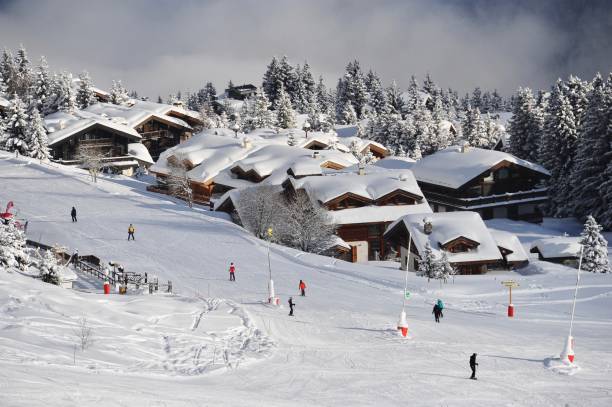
[282,169,432,262]
[384,212,504,275]
[46,117,143,175]
[132,114,192,161]
[529,237,581,267]
[226,84,257,100]
[411,145,550,222]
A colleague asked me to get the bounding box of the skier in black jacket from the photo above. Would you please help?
[71,207,77,222]
[470,353,478,379]
[288,297,295,316]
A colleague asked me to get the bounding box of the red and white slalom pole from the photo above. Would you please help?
[103,279,110,295]
[397,238,411,337]
[561,246,583,364]
[397,309,408,337]
[268,279,279,305]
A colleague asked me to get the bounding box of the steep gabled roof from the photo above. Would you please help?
[529,237,581,259]
[385,212,502,263]
[412,145,550,189]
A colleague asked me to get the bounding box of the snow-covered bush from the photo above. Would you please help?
[0,221,30,271]
[417,243,455,283]
[37,249,62,285]
[579,215,610,273]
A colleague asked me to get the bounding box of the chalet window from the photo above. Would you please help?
[518,204,536,215]
[497,168,509,180]
[367,225,380,237]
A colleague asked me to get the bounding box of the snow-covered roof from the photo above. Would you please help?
[328,202,432,225]
[44,111,141,146]
[151,132,256,184]
[230,145,357,183]
[490,230,529,263]
[386,211,503,263]
[85,103,192,130]
[411,145,550,189]
[530,237,581,259]
[127,143,154,165]
[288,170,424,205]
[373,156,416,170]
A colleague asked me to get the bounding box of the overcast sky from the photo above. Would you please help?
[1,0,610,99]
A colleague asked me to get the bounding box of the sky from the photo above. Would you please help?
[0,0,610,99]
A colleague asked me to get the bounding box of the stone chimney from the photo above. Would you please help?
[423,217,433,234]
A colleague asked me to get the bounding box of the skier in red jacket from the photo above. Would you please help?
[299,280,306,296]
[229,263,236,281]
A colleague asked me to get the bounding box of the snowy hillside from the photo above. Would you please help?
[1,153,612,406]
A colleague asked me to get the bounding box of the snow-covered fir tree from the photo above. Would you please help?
[315,75,331,114]
[27,108,49,160]
[275,85,296,129]
[471,87,482,110]
[422,73,436,96]
[3,94,30,155]
[306,100,321,131]
[337,98,357,125]
[570,73,610,221]
[539,81,577,217]
[368,73,389,115]
[508,87,542,162]
[37,249,62,285]
[0,114,6,150]
[301,62,316,109]
[110,80,129,105]
[417,242,437,279]
[598,159,612,230]
[56,72,76,112]
[386,80,405,115]
[76,71,97,109]
[340,60,368,119]
[490,90,503,111]
[0,221,29,271]
[579,215,610,273]
[482,113,501,149]
[13,45,33,98]
[32,56,51,113]
[250,89,273,130]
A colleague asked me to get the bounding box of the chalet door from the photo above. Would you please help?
[349,241,369,263]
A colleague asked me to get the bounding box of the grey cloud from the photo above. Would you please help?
[0,0,609,98]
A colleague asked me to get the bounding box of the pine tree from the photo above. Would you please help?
[250,89,273,129]
[368,74,388,115]
[508,87,542,162]
[275,85,296,129]
[337,98,357,125]
[0,113,7,150]
[56,72,76,112]
[482,113,500,149]
[386,80,405,115]
[157,95,163,103]
[540,81,578,216]
[0,221,29,271]
[342,60,368,118]
[76,71,97,109]
[417,242,437,279]
[579,216,610,273]
[301,62,316,108]
[33,56,51,113]
[306,100,321,131]
[423,73,436,96]
[0,48,17,96]
[570,74,610,220]
[203,82,217,102]
[599,160,612,230]
[4,94,30,155]
[471,87,482,110]
[491,90,503,111]
[110,80,129,105]
[13,45,32,98]
[315,76,331,114]
[27,108,49,160]
[292,64,309,113]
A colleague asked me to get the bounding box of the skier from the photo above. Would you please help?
[299,279,306,297]
[127,224,135,241]
[432,303,443,323]
[229,262,236,281]
[288,297,295,316]
[437,298,444,310]
[71,206,77,222]
[470,353,478,379]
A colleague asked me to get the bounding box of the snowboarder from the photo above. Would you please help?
[288,297,295,316]
[71,206,77,222]
[229,262,236,281]
[127,224,135,240]
[299,279,306,297]
[470,353,478,379]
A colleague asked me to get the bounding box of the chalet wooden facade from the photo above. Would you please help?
[226,84,257,100]
[412,146,550,223]
[282,170,432,262]
[47,120,142,175]
[134,116,192,161]
[384,212,505,275]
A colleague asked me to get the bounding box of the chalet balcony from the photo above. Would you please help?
[79,138,113,148]
[139,130,173,140]
[424,188,548,209]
